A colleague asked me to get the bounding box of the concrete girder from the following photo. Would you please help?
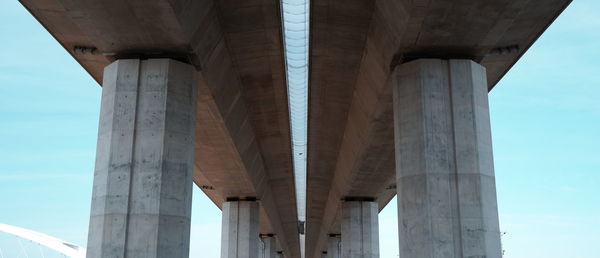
[18,0,572,256]
[306,0,571,257]
[18,0,300,256]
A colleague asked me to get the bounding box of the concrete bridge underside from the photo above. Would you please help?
[306,1,569,257]
[19,0,570,257]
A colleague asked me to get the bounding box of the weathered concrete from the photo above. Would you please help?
[222,201,260,258]
[19,0,571,257]
[341,201,379,258]
[393,59,502,258]
[260,235,278,258]
[326,235,340,258]
[18,1,300,256]
[305,1,571,256]
[86,59,197,258]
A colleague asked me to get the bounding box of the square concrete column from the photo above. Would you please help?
[393,59,502,258]
[221,201,260,258]
[259,235,278,258]
[341,201,379,258]
[86,59,197,258]
[326,235,340,258]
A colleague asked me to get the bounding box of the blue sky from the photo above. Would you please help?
[0,1,598,257]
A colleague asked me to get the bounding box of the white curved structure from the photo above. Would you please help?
[0,223,86,258]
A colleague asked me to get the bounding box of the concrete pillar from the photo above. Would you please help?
[326,235,340,258]
[221,201,260,258]
[259,235,278,258]
[341,201,379,258]
[86,59,197,258]
[393,59,502,258]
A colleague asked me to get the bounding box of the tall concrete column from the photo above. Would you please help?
[341,201,379,258]
[259,235,278,258]
[86,59,197,258]
[326,235,340,258]
[393,59,502,258]
[221,200,260,258]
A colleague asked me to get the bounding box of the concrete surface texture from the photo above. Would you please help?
[86,59,197,258]
[221,201,260,258]
[340,202,379,258]
[260,235,279,258]
[20,0,301,255]
[17,0,572,257]
[326,236,340,258]
[393,59,502,258]
[305,1,570,256]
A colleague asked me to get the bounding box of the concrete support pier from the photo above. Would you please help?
[221,201,260,258]
[326,235,340,258]
[260,235,278,258]
[393,59,502,258]
[86,59,197,258]
[341,201,379,258]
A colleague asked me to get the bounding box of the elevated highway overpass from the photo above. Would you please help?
[19,0,570,257]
